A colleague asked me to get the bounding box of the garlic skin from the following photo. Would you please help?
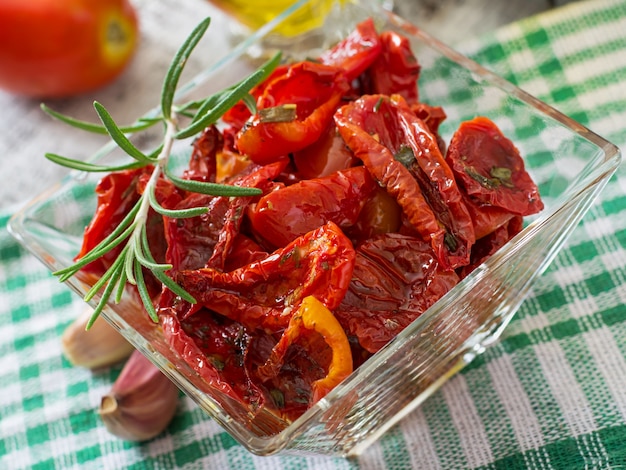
[62,307,134,369]
[99,349,179,441]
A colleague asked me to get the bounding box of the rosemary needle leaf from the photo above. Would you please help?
[93,101,156,164]
[84,246,129,302]
[161,17,212,120]
[41,103,160,135]
[138,227,196,303]
[114,266,129,304]
[148,183,209,218]
[124,241,138,286]
[175,51,281,139]
[154,269,197,304]
[85,262,125,330]
[135,250,172,272]
[44,153,146,173]
[164,165,262,197]
[241,93,258,115]
[53,203,140,278]
[134,260,160,323]
[135,226,173,272]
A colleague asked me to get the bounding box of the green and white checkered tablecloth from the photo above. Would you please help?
[2,0,626,468]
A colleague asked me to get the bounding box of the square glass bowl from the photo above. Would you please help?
[8,0,621,457]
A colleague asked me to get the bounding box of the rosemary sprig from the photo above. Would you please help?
[43,17,281,329]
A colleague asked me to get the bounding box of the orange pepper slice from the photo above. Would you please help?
[258,295,353,404]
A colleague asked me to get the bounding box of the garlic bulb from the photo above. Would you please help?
[62,307,134,369]
[99,349,179,441]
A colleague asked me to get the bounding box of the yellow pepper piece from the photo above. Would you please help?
[298,295,353,402]
[258,295,353,404]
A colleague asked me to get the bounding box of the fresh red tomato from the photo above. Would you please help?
[0,0,138,98]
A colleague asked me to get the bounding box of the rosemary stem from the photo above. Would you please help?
[127,112,179,287]
[135,114,177,229]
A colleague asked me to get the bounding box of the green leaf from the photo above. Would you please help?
[124,240,138,286]
[114,267,129,304]
[241,93,258,114]
[44,153,146,173]
[151,269,197,304]
[85,260,125,330]
[54,202,140,279]
[175,51,282,139]
[134,259,159,323]
[93,101,156,164]
[84,246,129,302]
[147,183,209,218]
[164,165,262,197]
[138,228,196,304]
[161,17,212,120]
[41,103,161,134]
[134,226,173,272]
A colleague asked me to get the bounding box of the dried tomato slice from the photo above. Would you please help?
[248,166,377,248]
[334,94,475,270]
[164,160,287,272]
[335,233,459,353]
[292,122,358,179]
[318,17,382,81]
[446,116,544,216]
[458,215,524,279]
[159,303,265,412]
[235,61,350,164]
[183,125,221,182]
[176,221,356,331]
[461,191,515,240]
[257,295,353,404]
[365,30,421,103]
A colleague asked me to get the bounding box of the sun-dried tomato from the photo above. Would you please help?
[292,122,358,179]
[164,160,287,272]
[159,303,265,411]
[318,17,382,81]
[364,30,421,103]
[446,116,544,216]
[235,61,350,164]
[334,233,459,353]
[183,125,221,182]
[457,215,524,279]
[248,166,377,248]
[334,94,475,270]
[175,221,355,331]
[257,295,353,404]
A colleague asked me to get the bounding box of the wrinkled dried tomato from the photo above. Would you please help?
[318,17,382,81]
[175,221,355,330]
[335,233,459,353]
[364,30,421,103]
[235,62,350,164]
[248,166,377,248]
[446,116,544,216]
[334,94,475,270]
